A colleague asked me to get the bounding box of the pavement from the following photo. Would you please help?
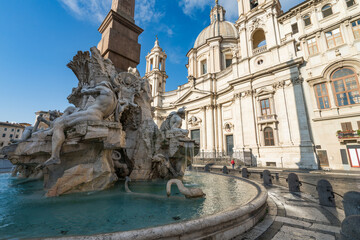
[192,165,360,240]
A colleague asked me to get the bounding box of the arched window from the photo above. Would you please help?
[264,127,275,146]
[303,15,311,26]
[322,5,333,18]
[252,29,266,53]
[332,68,360,106]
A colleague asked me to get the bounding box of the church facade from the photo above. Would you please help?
[145,0,360,170]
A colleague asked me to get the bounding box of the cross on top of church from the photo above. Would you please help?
[215,0,219,5]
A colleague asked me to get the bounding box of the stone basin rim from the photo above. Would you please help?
[41,172,268,240]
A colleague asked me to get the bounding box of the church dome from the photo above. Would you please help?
[194,21,238,48]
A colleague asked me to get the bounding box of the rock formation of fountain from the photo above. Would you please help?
[1,47,198,197]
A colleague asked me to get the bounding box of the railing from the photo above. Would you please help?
[257,114,276,123]
[252,45,267,55]
[193,150,256,167]
[337,130,360,142]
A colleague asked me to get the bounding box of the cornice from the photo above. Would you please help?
[98,10,143,34]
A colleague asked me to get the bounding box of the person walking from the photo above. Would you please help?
[231,159,235,169]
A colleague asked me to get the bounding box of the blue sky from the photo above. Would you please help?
[0,0,302,124]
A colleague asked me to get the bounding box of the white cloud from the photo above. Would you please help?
[179,0,238,22]
[135,0,164,25]
[59,0,163,25]
[59,0,111,23]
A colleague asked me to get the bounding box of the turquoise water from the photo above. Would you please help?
[0,172,257,239]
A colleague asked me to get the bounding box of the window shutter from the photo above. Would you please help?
[357,121,360,129]
[341,123,347,131]
[346,122,353,131]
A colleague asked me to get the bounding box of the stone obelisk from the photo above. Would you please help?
[97,0,143,72]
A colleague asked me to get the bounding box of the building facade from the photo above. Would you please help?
[146,0,360,170]
[0,122,29,158]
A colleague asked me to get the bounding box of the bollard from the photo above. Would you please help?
[286,173,302,192]
[204,164,211,172]
[262,170,272,185]
[343,191,360,217]
[222,166,229,174]
[241,168,251,178]
[316,179,335,207]
[341,215,360,240]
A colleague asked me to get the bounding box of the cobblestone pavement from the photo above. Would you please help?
[237,185,344,240]
[192,166,357,240]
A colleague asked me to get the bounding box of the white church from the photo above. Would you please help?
[145,0,360,170]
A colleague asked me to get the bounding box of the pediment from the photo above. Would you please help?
[173,88,210,105]
[255,88,274,97]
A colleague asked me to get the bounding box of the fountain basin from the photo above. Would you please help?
[0,172,267,239]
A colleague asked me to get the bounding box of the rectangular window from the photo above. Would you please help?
[15,135,19,139]
[326,28,344,48]
[225,58,232,68]
[291,23,299,34]
[341,122,353,132]
[0,142,3,147]
[190,129,200,144]
[314,83,330,109]
[303,15,311,26]
[11,129,14,132]
[17,129,20,132]
[307,38,319,55]
[352,20,360,40]
[2,134,5,138]
[201,60,207,75]
[346,0,356,7]
[260,99,271,116]
[4,128,7,131]
[10,134,13,138]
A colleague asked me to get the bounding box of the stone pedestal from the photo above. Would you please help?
[97,9,143,72]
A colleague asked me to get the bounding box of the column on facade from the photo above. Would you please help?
[233,93,244,149]
[239,27,249,59]
[214,105,219,154]
[214,44,221,72]
[202,106,207,150]
[217,104,224,154]
[206,105,215,155]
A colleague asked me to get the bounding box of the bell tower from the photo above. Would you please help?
[145,37,168,107]
[97,0,143,72]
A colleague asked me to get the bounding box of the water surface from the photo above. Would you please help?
[0,172,257,239]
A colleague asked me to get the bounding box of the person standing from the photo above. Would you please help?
[231,159,235,169]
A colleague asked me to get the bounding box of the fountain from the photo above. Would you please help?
[0,45,267,240]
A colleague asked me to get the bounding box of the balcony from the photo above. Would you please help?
[253,45,267,55]
[258,114,277,124]
[337,130,360,143]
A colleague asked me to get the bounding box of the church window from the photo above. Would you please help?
[326,28,343,48]
[264,127,275,146]
[150,59,154,70]
[314,83,330,109]
[352,20,360,39]
[307,38,319,55]
[291,23,299,34]
[346,0,356,7]
[260,99,271,116]
[332,68,360,107]
[303,15,311,26]
[321,5,333,18]
[201,60,207,75]
[252,29,266,50]
[250,0,258,9]
[225,55,232,68]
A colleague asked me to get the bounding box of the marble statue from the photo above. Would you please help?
[166,179,205,198]
[1,47,198,197]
